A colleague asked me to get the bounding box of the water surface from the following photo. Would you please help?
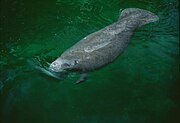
[0,0,179,123]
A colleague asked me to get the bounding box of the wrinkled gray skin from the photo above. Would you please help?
[49,8,159,83]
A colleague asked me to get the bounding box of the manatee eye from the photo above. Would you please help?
[74,60,79,65]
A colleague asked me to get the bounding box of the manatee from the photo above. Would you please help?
[49,8,159,83]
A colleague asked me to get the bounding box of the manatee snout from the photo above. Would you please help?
[49,61,63,72]
[49,58,77,72]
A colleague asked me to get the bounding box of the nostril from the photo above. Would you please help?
[53,62,57,66]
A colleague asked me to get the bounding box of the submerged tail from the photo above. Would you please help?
[119,8,159,27]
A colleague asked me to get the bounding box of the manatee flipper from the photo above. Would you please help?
[119,8,159,27]
[75,73,87,84]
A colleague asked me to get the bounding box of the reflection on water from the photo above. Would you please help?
[0,0,179,123]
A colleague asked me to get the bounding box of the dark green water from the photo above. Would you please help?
[0,0,179,123]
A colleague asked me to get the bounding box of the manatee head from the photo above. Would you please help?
[49,57,78,72]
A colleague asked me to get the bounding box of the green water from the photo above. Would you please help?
[0,0,179,123]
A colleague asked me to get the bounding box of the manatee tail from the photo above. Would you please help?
[119,8,159,27]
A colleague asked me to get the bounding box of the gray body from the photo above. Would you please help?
[49,8,159,83]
